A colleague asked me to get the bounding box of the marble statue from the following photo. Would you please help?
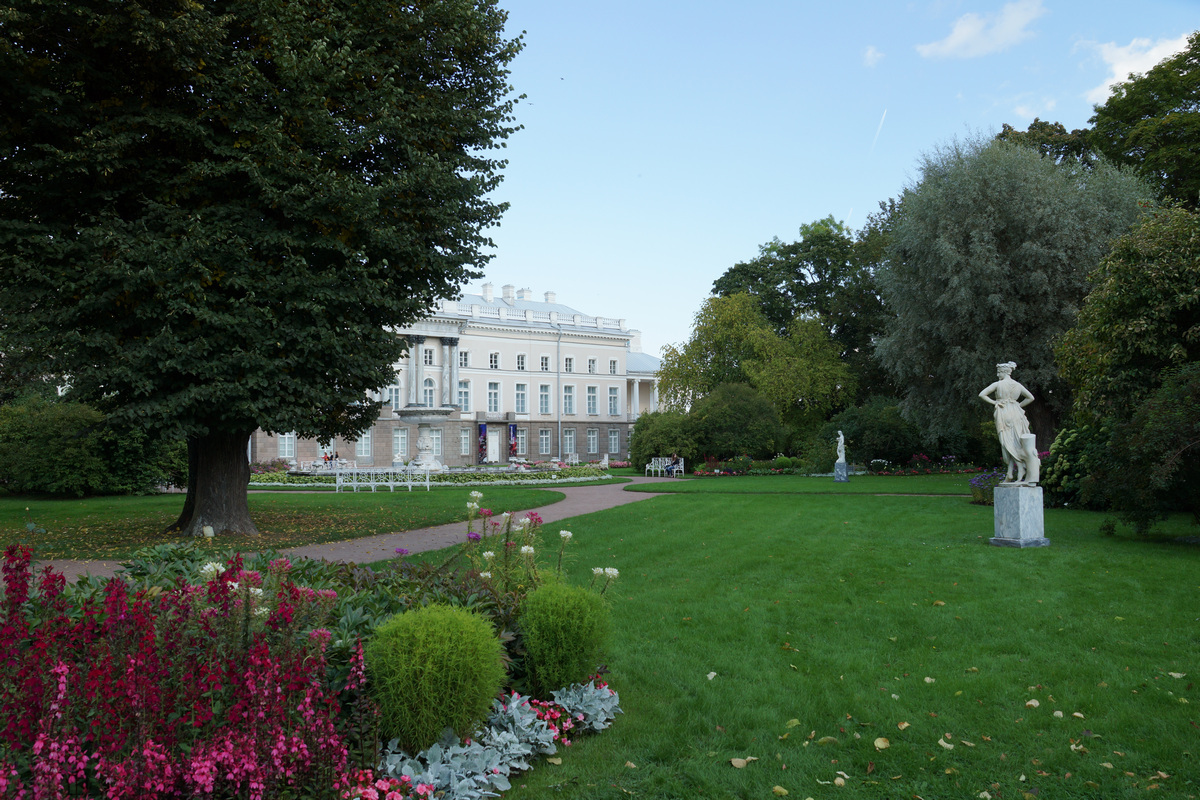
[836,430,846,464]
[978,362,1040,484]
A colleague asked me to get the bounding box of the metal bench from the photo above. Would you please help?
[334,465,430,492]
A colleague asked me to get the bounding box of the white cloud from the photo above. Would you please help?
[863,45,884,67]
[1084,34,1190,104]
[916,0,1046,59]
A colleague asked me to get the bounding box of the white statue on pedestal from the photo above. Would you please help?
[978,361,1040,484]
[836,431,846,464]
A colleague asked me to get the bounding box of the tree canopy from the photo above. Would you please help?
[1089,30,1200,209]
[995,118,1096,166]
[875,138,1152,445]
[0,0,523,535]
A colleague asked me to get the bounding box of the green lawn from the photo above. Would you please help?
[1,487,567,560]
[626,472,978,495]
[489,488,1198,799]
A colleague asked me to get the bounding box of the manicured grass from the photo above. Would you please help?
[626,472,978,495]
[477,490,1198,799]
[1,487,566,560]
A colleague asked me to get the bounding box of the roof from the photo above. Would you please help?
[627,350,661,374]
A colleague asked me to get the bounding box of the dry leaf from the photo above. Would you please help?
[961,740,975,747]
[924,676,936,683]
[817,736,838,745]
[707,672,717,680]
[786,719,801,728]
[937,739,954,750]
[834,776,846,787]
[933,600,945,606]
[1072,712,1085,719]
[966,667,979,673]
[546,757,562,765]
[730,757,758,769]
[897,721,911,730]
[1100,762,1113,769]
[772,787,788,796]
[1168,672,1185,679]
[1025,699,1040,708]
[874,737,890,750]
[625,761,637,768]
[1053,710,1063,718]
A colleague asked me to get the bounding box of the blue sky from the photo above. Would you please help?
[472,1,1196,357]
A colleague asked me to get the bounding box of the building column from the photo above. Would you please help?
[651,380,659,412]
[446,337,460,409]
[441,338,451,406]
[632,379,641,421]
[410,335,426,406]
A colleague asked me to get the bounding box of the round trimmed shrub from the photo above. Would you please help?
[772,455,793,469]
[520,582,611,698]
[365,604,505,754]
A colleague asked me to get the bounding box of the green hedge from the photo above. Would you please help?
[248,465,608,487]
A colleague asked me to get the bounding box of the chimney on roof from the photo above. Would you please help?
[482,282,494,302]
[518,287,532,300]
[544,291,556,304]
[501,284,515,303]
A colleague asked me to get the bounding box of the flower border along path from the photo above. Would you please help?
[44,477,677,583]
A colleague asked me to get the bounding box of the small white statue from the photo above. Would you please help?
[978,361,1040,484]
[836,430,846,464]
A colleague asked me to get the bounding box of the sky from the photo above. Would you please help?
[469,0,1197,358]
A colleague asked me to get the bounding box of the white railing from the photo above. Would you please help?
[334,466,431,492]
[645,457,684,477]
[300,459,356,472]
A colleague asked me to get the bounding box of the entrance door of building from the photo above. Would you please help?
[487,430,500,463]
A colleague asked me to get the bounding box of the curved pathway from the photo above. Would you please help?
[43,477,677,583]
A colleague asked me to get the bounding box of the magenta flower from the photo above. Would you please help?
[467,532,482,542]
[395,547,410,555]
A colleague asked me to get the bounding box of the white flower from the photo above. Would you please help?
[469,490,484,500]
[559,530,573,540]
[482,551,495,561]
[501,512,510,521]
[248,587,263,599]
[467,502,479,511]
[592,567,605,576]
[228,581,240,592]
[604,568,619,579]
[254,606,271,617]
[520,545,535,556]
[479,572,492,579]
[199,562,224,581]
[515,518,529,529]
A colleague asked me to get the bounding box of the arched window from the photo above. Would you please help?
[423,378,436,407]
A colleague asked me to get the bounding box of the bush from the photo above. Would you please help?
[629,410,694,470]
[689,383,783,460]
[772,455,793,469]
[519,582,611,698]
[366,605,506,755]
[0,394,183,496]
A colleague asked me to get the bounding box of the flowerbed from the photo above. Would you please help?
[0,491,622,798]
[249,466,608,488]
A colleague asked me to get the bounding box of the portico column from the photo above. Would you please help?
[410,335,426,406]
[632,379,641,420]
[447,337,460,409]
[651,381,659,412]
[441,338,451,405]
[406,350,417,405]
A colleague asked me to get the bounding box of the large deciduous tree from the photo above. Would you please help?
[0,0,522,536]
[874,138,1151,447]
[1089,30,1200,209]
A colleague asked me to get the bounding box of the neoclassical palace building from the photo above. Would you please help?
[249,283,661,467]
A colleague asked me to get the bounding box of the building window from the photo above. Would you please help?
[608,429,620,454]
[564,356,574,373]
[487,381,500,413]
[562,428,575,456]
[459,350,470,368]
[387,385,402,411]
[587,358,596,374]
[356,430,372,458]
[457,380,471,411]
[460,428,470,456]
[394,428,408,459]
[431,429,442,457]
[489,352,500,370]
[609,359,618,375]
[540,355,550,372]
[539,428,551,455]
[587,428,598,454]
[515,383,528,414]
[586,386,598,415]
[517,428,527,455]
[422,378,435,406]
[563,386,575,415]
[423,348,434,366]
[608,386,619,415]
[539,384,551,414]
[278,432,296,460]
[516,354,526,371]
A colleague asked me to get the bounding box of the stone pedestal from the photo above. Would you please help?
[991,484,1049,547]
[834,462,849,483]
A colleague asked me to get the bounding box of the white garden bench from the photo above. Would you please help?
[645,457,684,477]
[334,465,430,492]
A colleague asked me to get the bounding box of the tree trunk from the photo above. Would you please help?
[173,429,259,538]
[165,436,199,533]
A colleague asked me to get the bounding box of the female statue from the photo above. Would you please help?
[978,362,1039,483]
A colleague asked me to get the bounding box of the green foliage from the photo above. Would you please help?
[822,397,922,466]
[0,395,181,496]
[629,411,695,470]
[1058,206,1200,422]
[996,118,1097,165]
[689,384,784,461]
[1089,31,1200,209]
[772,455,793,469]
[365,605,505,755]
[520,582,611,698]
[876,137,1152,444]
[1039,424,1110,510]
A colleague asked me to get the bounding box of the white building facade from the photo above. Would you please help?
[250,283,660,467]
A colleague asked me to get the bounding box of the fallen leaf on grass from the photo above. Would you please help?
[772,787,788,796]
[1072,712,1085,719]
[1168,672,1185,679]
[1025,699,1040,708]
[834,776,846,787]
[874,737,890,750]
[897,721,911,730]
[937,739,954,750]
[1100,762,1113,769]
[817,736,838,745]
[966,667,979,673]
[730,757,759,769]
[707,672,717,680]
[786,719,801,728]
[546,757,562,765]
[924,676,936,683]
[625,761,636,769]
